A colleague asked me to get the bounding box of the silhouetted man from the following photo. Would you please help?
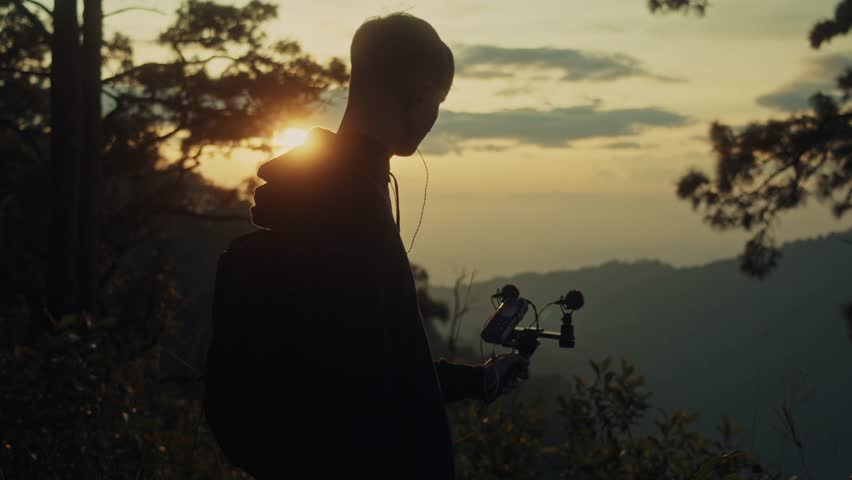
[203,13,529,480]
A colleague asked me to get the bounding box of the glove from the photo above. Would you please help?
[481,353,530,404]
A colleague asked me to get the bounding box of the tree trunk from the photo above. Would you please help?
[48,0,82,317]
[80,0,102,316]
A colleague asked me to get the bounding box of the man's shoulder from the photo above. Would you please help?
[219,228,345,278]
[216,229,288,279]
[225,228,276,255]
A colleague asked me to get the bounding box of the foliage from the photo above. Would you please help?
[0,326,248,480]
[1,0,345,478]
[647,0,709,16]
[448,400,545,480]
[665,1,852,278]
[675,93,852,278]
[0,0,348,329]
[554,356,763,479]
[0,254,245,479]
[105,0,348,158]
[809,0,852,48]
[95,0,345,286]
[443,356,800,480]
[656,0,852,343]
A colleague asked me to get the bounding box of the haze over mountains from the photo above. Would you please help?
[429,230,852,477]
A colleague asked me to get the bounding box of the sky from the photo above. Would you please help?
[105,0,852,285]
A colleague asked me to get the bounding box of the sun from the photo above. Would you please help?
[272,128,309,152]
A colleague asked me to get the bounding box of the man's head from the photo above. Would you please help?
[343,13,454,156]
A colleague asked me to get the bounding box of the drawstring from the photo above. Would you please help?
[388,148,429,254]
[408,149,429,253]
[389,171,401,233]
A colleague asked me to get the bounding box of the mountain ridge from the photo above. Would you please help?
[428,229,851,477]
[431,229,851,289]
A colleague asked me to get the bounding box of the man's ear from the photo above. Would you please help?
[404,83,430,111]
[403,91,421,112]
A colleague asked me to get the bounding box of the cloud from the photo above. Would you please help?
[756,53,852,112]
[421,104,689,155]
[471,144,515,153]
[454,44,683,83]
[602,141,642,149]
[495,84,535,97]
[308,90,689,156]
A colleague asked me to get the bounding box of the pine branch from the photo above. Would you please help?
[102,55,239,83]
[104,6,165,18]
[23,0,52,17]
[12,0,51,40]
[0,67,50,77]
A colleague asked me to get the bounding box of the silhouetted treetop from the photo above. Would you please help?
[159,0,278,50]
[810,0,852,48]
[677,90,852,276]
[1,0,350,330]
[673,1,852,278]
[1,0,351,474]
[647,0,709,16]
[105,0,348,155]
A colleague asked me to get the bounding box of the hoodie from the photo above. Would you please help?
[203,128,485,480]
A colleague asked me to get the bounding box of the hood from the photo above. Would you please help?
[250,128,392,231]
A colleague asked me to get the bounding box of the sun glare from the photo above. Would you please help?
[272,128,309,152]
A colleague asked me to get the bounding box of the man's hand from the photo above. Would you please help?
[482,353,530,404]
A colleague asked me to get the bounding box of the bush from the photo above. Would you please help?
[0,269,246,479]
[449,399,545,480]
[446,356,797,480]
[554,356,761,479]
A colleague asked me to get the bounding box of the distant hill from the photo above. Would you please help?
[430,230,852,477]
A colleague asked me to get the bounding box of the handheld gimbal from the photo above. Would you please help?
[480,284,584,358]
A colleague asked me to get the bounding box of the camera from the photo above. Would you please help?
[480,285,584,357]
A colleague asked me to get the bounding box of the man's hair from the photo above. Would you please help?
[350,13,454,97]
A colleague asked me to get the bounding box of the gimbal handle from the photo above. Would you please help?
[503,310,578,357]
[503,327,560,357]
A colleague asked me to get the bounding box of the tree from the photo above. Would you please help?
[1,0,348,334]
[653,0,852,338]
[1,0,347,476]
[449,398,545,480]
[446,355,790,479]
[413,265,481,362]
[48,0,83,316]
[448,269,477,361]
[80,0,104,315]
[553,357,780,480]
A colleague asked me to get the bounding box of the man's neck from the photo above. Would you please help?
[337,107,394,162]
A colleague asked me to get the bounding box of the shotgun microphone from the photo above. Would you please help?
[555,290,584,311]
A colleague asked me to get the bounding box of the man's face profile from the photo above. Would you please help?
[397,86,448,157]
